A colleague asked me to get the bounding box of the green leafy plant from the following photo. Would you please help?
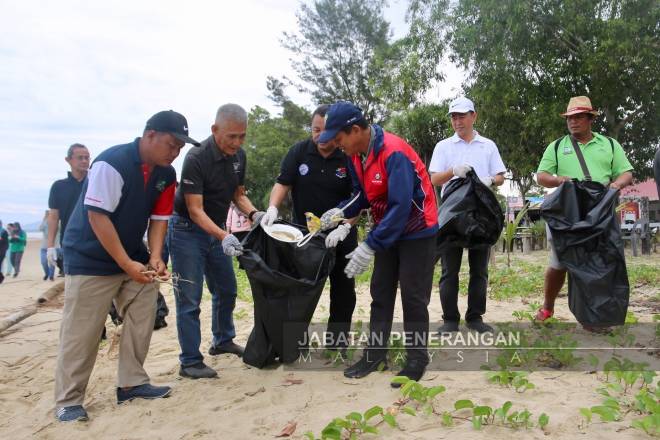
[304,406,396,440]
[391,376,446,415]
[503,202,529,268]
[486,370,536,393]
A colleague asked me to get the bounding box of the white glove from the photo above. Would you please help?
[479,176,493,187]
[325,223,351,248]
[222,234,244,257]
[344,242,375,278]
[46,247,59,268]
[260,206,278,227]
[319,207,343,231]
[452,164,472,178]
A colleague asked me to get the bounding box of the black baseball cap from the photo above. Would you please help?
[145,110,200,146]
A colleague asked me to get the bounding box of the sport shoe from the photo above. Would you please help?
[179,362,218,379]
[466,320,494,333]
[534,308,554,322]
[56,405,88,422]
[391,360,427,388]
[343,354,387,379]
[209,341,244,357]
[117,383,172,404]
[437,321,459,333]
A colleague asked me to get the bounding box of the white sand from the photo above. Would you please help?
[0,239,657,439]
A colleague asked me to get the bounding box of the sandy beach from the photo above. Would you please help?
[0,239,657,439]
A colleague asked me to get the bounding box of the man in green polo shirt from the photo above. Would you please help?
[535,96,633,322]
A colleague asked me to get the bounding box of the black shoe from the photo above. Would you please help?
[13,272,18,278]
[437,321,459,333]
[209,341,244,357]
[43,275,48,281]
[391,360,428,388]
[466,320,494,333]
[179,362,218,379]
[343,354,387,379]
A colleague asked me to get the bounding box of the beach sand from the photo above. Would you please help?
[0,239,657,439]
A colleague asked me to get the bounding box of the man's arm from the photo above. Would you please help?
[431,169,454,187]
[147,219,169,278]
[268,183,291,208]
[47,209,60,248]
[610,171,633,190]
[184,193,228,240]
[233,185,258,220]
[537,171,571,188]
[88,211,153,283]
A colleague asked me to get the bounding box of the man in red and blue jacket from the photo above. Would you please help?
[320,101,438,387]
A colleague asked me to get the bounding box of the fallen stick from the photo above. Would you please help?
[0,280,65,335]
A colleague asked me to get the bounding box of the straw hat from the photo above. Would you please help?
[561,96,599,117]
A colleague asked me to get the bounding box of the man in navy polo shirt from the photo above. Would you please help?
[261,104,358,350]
[54,110,199,422]
[47,143,90,274]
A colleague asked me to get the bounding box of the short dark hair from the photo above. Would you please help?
[312,104,330,119]
[340,118,369,134]
[67,143,87,158]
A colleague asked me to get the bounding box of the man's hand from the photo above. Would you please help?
[325,223,351,248]
[609,181,622,190]
[320,207,343,231]
[260,206,278,227]
[479,176,493,187]
[124,260,154,284]
[452,164,472,178]
[222,234,244,257]
[556,176,572,185]
[148,258,170,281]
[344,242,375,278]
[46,247,59,268]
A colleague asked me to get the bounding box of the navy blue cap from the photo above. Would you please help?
[318,101,365,143]
[145,110,200,146]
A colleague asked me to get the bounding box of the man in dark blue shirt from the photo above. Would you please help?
[54,110,198,423]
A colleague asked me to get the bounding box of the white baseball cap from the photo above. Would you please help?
[447,97,475,115]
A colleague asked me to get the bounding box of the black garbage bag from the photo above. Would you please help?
[540,180,629,326]
[437,170,504,251]
[108,291,169,330]
[238,221,335,368]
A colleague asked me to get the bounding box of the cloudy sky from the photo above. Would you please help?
[0,0,463,227]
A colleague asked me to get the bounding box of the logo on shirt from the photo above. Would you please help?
[372,172,383,184]
[563,144,573,155]
[232,161,241,173]
[155,180,167,192]
[335,167,347,178]
[299,164,309,176]
[182,178,195,185]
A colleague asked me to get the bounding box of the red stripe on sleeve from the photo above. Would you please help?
[152,182,175,216]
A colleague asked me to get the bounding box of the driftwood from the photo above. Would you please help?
[0,280,65,335]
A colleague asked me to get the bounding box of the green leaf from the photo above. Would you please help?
[454,399,475,410]
[427,386,446,399]
[390,376,410,385]
[441,412,454,427]
[382,413,397,428]
[538,413,549,428]
[364,405,383,421]
[363,426,379,435]
[579,408,592,424]
[402,407,417,416]
[473,406,492,417]
[472,416,483,430]
[346,412,362,423]
[590,405,619,422]
[320,425,342,440]
[304,431,316,440]
[400,380,416,396]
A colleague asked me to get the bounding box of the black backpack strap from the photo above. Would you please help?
[569,136,592,181]
[607,136,614,170]
[553,136,565,171]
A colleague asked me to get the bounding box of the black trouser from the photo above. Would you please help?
[0,248,6,283]
[439,246,489,323]
[365,235,435,364]
[10,251,23,275]
[325,227,358,348]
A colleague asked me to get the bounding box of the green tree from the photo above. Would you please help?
[281,0,447,122]
[447,0,660,196]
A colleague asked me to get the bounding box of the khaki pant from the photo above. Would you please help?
[55,274,157,407]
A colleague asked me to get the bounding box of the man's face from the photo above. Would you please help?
[450,111,477,138]
[66,147,90,174]
[566,113,593,137]
[334,126,362,156]
[312,114,338,155]
[212,119,247,156]
[148,132,184,166]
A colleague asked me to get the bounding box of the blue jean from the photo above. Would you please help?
[168,215,237,366]
[40,248,55,279]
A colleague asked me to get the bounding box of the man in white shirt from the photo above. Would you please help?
[429,97,506,333]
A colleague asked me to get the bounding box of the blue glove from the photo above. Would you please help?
[344,242,375,278]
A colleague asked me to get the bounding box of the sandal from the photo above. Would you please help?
[534,308,554,322]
